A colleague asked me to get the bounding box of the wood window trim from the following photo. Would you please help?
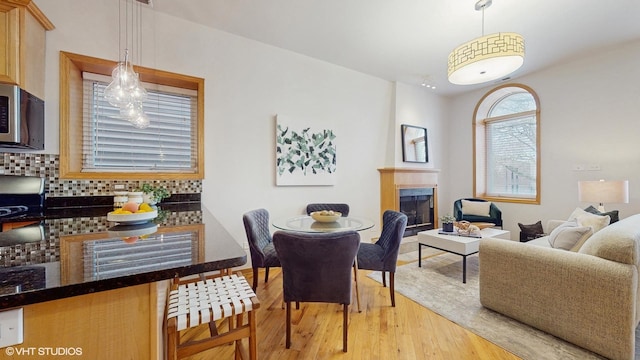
[59,51,205,180]
[472,83,541,205]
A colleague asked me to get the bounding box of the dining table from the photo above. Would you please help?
[272,214,376,312]
[272,215,375,233]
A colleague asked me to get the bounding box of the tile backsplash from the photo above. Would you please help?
[0,153,201,197]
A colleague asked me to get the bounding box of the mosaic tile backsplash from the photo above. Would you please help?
[0,153,202,197]
[0,210,203,268]
[0,152,203,268]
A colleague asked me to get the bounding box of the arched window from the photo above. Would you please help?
[473,84,540,204]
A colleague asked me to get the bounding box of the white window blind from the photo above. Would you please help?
[84,231,197,281]
[82,74,197,172]
[484,113,537,197]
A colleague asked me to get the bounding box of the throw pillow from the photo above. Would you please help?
[518,221,544,241]
[547,220,594,251]
[584,205,619,224]
[567,207,610,233]
[461,200,491,217]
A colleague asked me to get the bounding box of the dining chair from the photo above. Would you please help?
[272,230,360,352]
[357,210,407,307]
[306,203,350,217]
[243,208,280,291]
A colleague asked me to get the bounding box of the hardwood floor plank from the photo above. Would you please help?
[177,268,521,360]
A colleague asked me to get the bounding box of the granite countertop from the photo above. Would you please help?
[0,203,247,309]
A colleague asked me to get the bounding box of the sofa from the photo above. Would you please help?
[479,211,640,360]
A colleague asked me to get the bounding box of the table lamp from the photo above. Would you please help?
[578,179,629,212]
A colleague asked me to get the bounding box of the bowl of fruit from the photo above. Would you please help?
[310,210,342,223]
[107,201,158,225]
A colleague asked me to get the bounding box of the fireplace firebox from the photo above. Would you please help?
[398,188,434,237]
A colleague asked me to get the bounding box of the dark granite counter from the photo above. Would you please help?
[0,203,247,309]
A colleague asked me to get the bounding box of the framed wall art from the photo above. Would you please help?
[275,114,337,186]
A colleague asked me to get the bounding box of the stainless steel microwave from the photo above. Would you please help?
[0,84,44,150]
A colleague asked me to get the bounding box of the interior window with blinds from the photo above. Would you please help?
[473,85,540,204]
[82,73,197,172]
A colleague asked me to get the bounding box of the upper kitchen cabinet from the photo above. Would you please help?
[0,0,54,99]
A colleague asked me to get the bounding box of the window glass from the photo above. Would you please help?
[474,84,540,204]
[83,79,196,172]
[489,92,535,117]
[59,51,204,180]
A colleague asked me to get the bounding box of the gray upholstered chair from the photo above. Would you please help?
[357,210,407,307]
[273,230,360,352]
[453,198,503,227]
[306,203,350,217]
[243,208,280,291]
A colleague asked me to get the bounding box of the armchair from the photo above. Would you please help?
[453,198,502,228]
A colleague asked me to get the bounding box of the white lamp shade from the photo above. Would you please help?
[448,32,525,85]
[578,180,629,211]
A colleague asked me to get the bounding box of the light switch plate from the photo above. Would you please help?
[0,308,23,348]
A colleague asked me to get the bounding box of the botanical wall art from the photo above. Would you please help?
[275,114,337,186]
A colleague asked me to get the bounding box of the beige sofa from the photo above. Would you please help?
[479,214,640,360]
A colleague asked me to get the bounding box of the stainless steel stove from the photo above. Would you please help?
[0,175,45,219]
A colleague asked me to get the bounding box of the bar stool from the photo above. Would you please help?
[166,272,260,360]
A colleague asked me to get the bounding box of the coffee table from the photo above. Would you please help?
[417,228,511,283]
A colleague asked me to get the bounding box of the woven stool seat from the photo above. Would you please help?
[166,273,260,360]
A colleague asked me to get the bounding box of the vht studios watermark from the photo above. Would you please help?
[5,346,83,356]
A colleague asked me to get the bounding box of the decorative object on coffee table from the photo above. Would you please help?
[455,220,481,237]
[471,222,495,230]
[440,214,455,232]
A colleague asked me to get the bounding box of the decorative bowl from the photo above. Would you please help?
[107,209,158,225]
[310,211,342,223]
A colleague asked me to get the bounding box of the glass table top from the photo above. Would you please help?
[272,215,375,233]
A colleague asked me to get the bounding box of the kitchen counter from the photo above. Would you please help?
[0,203,247,309]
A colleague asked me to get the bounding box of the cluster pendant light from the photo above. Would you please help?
[447,0,525,85]
[104,0,150,129]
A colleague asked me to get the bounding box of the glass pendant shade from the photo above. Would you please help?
[104,0,149,128]
[130,111,150,129]
[120,101,143,120]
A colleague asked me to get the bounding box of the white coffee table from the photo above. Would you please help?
[417,228,511,283]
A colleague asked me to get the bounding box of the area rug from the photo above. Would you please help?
[368,252,640,360]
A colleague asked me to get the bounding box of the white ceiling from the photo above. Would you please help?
[150,0,640,96]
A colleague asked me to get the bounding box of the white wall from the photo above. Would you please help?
[35,0,448,261]
[36,0,639,254]
[446,39,640,237]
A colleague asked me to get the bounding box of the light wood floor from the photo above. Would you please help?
[179,267,522,360]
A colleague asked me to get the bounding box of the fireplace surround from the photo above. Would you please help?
[378,167,439,237]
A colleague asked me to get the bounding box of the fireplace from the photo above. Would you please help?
[398,188,434,236]
[378,167,439,237]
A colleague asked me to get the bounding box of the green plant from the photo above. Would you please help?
[139,183,170,203]
[439,214,456,224]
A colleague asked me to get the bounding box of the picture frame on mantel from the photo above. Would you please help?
[401,124,428,163]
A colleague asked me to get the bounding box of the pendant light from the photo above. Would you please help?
[104,0,150,128]
[447,0,525,85]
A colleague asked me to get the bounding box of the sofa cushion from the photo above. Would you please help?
[518,221,543,241]
[547,220,594,251]
[584,205,620,224]
[568,207,610,233]
[579,214,640,266]
[461,200,491,216]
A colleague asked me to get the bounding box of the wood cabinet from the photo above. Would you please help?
[0,0,54,99]
[0,282,168,360]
